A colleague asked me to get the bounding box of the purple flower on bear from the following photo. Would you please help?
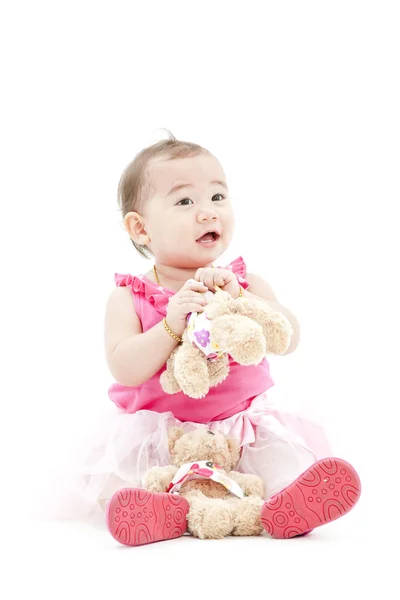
[194,329,210,348]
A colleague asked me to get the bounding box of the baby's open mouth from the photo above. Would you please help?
[196,232,220,243]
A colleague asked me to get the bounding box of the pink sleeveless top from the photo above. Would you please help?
[108,256,275,423]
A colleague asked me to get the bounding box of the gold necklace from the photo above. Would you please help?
[153,264,161,286]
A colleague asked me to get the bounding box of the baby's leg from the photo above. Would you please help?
[238,425,317,499]
[238,426,361,538]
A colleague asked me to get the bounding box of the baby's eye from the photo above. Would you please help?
[176,194,225,206]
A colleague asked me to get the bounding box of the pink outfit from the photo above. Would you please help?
[109,257,274,422]
[51,256,332,524]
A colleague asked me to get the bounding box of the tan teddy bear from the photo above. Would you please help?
[160,286,293,399]
[142,427,266,539]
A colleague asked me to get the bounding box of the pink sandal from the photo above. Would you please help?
[261,458,361,539]
[106,488,189,546]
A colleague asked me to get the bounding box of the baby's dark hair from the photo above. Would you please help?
[118,129,211,259]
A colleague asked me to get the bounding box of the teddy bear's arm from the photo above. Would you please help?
[160,348,182,394]
[142,465,179,493]
[228,471,266,498]
[234,297,293,355]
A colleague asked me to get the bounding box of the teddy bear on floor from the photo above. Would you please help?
[160,284,293,399]
[142,427,266,539]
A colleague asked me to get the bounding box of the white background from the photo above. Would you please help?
[1,1,399,598]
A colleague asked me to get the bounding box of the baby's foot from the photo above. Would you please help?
[106,488,189,546]
[261,458,361,539]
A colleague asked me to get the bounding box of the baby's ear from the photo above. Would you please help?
[167,427,185,454]
[227,437,241,469]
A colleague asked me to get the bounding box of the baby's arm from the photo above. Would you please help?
[245,273,300,355]
[104,287,179,387]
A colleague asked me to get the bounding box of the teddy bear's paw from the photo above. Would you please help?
[231,497,264,536]
[207,355,230,386]
[173,346,211,399]
[264,321,293,355]
[228,472,266,498]
[211,315,267,365]
[228,334,266,365]
[142,465,179,493]
[188,501,235,539]
[160,371,181,394]
[175,363,211,399]
[178,378,210,399]
[213,315,267,365]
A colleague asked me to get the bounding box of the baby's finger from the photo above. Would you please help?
[203,270,224,291]
[181,302,206,313]
[202,271,216,290]
[194,268,205,282]
[177,294,207,305]
[183,279,208,292]
[212,271,226,287]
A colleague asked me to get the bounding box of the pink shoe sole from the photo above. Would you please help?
[261,458,361,539]
[106,488,189,546]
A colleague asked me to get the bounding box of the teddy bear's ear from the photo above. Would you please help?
[227,437,241,469]
[167,427,185,454]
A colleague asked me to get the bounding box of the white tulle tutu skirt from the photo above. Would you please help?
[43,390,332,525]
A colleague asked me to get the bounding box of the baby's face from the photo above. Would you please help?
[142,153,235,267]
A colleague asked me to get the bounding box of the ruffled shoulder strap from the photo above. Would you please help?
[224,256,250,289]
[114,257,249,314]
[115,273,134,287]
[114,272,170,316]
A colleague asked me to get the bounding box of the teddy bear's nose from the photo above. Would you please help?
[207,430,215,435]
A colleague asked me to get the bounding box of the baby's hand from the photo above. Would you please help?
[194,267,241,299]
[165,279,208,337]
